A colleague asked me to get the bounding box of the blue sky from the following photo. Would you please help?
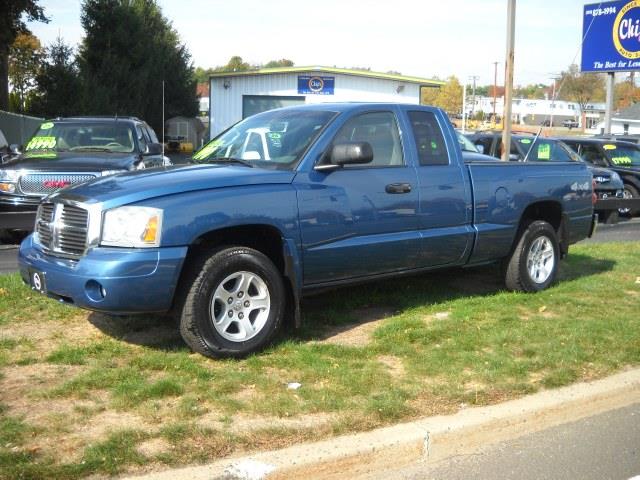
[28,0,591,86]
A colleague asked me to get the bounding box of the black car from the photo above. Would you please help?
[0,116,168,235]
[558,137,640,216]
[467,132,626,222]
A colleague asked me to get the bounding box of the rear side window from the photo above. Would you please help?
[408,111,449,166]
[522,140,575,162]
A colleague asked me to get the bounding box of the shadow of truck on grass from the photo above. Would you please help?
[88,253,616,352]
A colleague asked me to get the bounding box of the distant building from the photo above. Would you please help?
[164,116,205,151]
[208,66,443,138]
[468,96,605,129]
[593,102,640,135]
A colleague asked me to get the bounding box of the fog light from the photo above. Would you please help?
[0,182,15,193]
[85,280,106,302]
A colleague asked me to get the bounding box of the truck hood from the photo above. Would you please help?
[587,165,624,190]
[53,164,296,208]
[4,151,136,172]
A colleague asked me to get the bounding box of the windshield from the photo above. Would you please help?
[457,132,479,152]
[602,143,640,167]
[25,121,136,153]
[193,109,336,169]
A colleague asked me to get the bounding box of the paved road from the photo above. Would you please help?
[367,402,640,480]
[1,218,638,275]
[0,244,18,275]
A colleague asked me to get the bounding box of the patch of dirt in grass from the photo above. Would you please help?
[198,411,336,433]
[377,355,405,378]
[43,410,150,463]
[624,290,639,297]
[0,314,99,353]
[137,437,172,457]
[316,307,396,346]
[1,363,83,407]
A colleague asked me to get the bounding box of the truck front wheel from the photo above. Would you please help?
[504,220,559,292]
[178,246,286,358]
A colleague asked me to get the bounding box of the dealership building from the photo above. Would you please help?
[208,66,443,138]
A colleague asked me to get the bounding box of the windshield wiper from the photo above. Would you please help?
[201,157,255,168]
[72,147,113,152]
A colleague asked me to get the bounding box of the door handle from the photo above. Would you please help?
[385,183,412,194]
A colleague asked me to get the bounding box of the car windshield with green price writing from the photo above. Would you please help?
[192,109,336,170]
[25,121,137,154]
[602,143,640,167]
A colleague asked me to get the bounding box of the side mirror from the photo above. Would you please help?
[9,144,20,155]
[316,142,373,171]
[144,142,163,155]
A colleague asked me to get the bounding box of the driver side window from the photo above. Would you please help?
[333,112,404,167]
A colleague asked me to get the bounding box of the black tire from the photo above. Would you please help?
[504,220,559,292]
[619,183,639,217]
[178,246,286,359]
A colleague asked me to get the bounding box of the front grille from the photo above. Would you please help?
[19,173,97,196]
[36,202,89,258]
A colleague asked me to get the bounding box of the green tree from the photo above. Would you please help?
[214,56,251,72]
[79,0,197,133]
[558,65,605,109]
[263,58,294,69]
[31,37,82,117]
[514,83,547,99]
[0,0,48,110]
[614,80,640,109]
[557,64,605,130]
[8,32,44,113]
[421,75,462,114]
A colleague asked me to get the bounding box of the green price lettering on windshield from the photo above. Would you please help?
[519,138,532,144]
[25,136,56,151]
[611,156,632,165]
[40,122,54,130]
[537,144,551,160]
[193,140,223,160]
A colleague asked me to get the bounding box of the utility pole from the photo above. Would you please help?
[462,80,467,133]
[492,61,499,123]
[470,75,480,117]
[501,0,516,161]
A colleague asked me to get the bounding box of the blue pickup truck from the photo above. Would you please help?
[18,104,595,358]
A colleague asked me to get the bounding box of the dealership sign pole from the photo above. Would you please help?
[582,1,640,133]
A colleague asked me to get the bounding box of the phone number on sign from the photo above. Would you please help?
[585,6,617,17]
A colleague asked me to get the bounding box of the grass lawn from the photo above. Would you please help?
[1,242,639,479]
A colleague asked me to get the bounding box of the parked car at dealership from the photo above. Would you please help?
[559,137,640,216]
[467,131,626,222]
[19,103,595,358]
[0,116,169,238]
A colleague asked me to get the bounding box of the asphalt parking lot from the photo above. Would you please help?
[1,218,638,275]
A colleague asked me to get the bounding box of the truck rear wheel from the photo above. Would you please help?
[178,246,286,358]
[504,220,559,292]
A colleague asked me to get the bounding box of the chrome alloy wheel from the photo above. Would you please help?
[619,188,633,215]
[210,271,271,342]
[526,236,555,284]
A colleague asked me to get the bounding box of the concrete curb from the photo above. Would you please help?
[125,368,640,480]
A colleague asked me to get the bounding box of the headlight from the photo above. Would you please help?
[0,169,18,182]
[610,171,622,183]
[101,169,127,177]
[101,206,163,248]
